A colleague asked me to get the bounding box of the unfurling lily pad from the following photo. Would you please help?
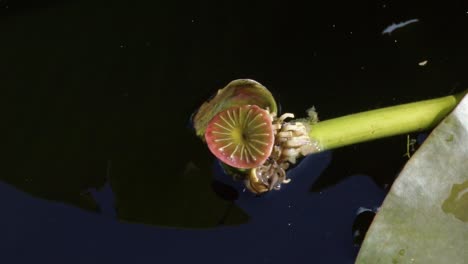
[193,79,277,140]
[205,105,274,169]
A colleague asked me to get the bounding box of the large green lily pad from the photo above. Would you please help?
[356,94,468,263]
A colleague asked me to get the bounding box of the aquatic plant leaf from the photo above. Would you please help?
[356,94,468,264]
[193,79,277,140]
[205,105,274,169]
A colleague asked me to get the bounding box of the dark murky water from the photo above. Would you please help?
[2,1,467,263]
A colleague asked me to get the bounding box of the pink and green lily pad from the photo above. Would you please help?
[193,79,277,140]
[205,105,274,169]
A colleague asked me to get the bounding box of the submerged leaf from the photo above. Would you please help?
[193,79,277,139]
[356,94,468,264]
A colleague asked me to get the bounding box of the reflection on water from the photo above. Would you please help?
[0,152,385,263]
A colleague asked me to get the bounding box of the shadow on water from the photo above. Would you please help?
[3,77,250,228]
[310,135,411,193]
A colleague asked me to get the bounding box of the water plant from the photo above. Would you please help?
[193,79,466,194]
[356,93,468,263]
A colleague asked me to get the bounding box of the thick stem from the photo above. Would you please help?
[308,91,467,151]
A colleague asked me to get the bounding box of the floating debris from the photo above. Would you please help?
[382,19,419,35]
[418,60,428,66]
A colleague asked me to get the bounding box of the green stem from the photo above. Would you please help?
[308,91,467,151]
